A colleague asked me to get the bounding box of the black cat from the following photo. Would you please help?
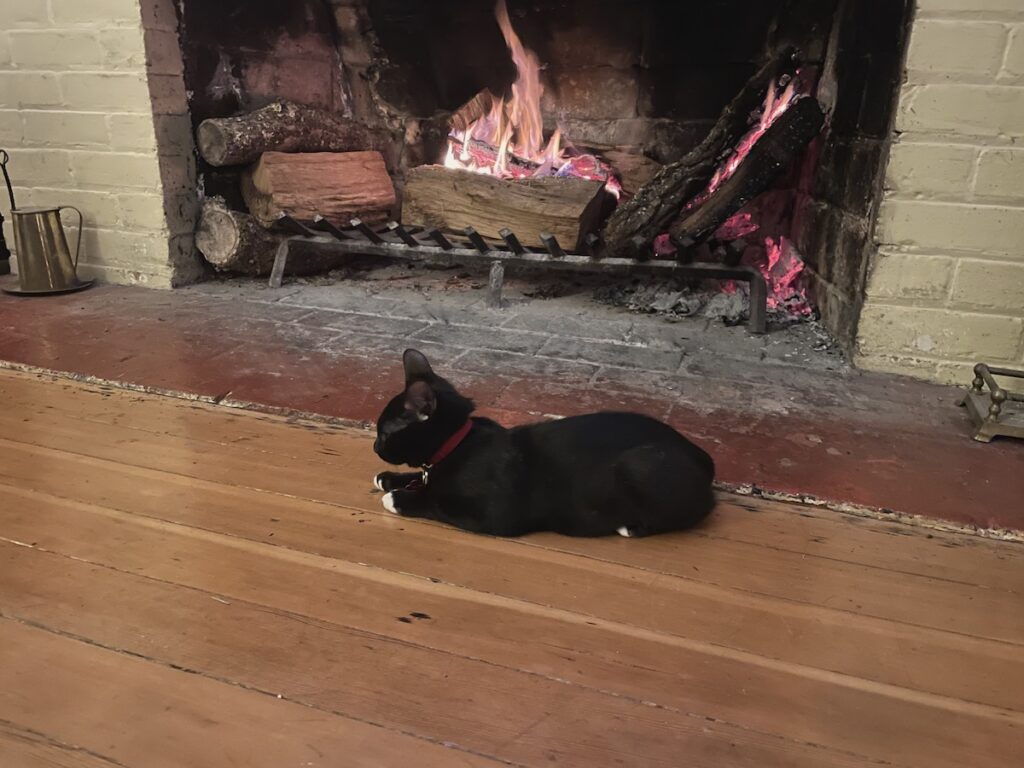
[372,349,716,537]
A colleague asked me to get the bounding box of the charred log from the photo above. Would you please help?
[600,48,799,257]
[196,101,392,167]
[670,98,825,245]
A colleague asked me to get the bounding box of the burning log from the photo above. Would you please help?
[196,101,391,168]
[240,151,396,228]
[195,198,349,276]
[450,90,497,134]
[402,165,607,250]
[600,49,800,257]
[670,98,825,244]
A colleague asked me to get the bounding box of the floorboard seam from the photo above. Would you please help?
[0,614,524,768]
[0,718,130,768]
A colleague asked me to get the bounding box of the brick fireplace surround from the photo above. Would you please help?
[0,0,1022,385]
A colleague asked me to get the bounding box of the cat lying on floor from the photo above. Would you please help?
[372,349,716,537]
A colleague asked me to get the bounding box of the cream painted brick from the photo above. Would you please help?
[117,192,167,230]
[885,143,975,196]
[916,0,1024,18]
[59,72,151,112]
[108,113,157,151]
[9,149,72,186]
[99,28,147,69]
[975,149,1024,197]
[930,361,1024,386]
[950,260,1024,312]
[853,354,940,380]
[50,0,140,25]
[865,252,956,300]
[118,192,196,235]
[29,187,121,229]
[0,0,49,25]
[0,72,61,108]
[906,21,1008,77]
[857,304,1023,361]
[897,85,1024,137]
[877,200,1024,258]
[0,111,22,143]
[0,32,11,66]
[142,29,184,76]
[8,30,103,68]
[1006,26,1024,79]
[78,228,171,271]
[77,263,173,288]
[70,151,162,189]
[22,111,108,148]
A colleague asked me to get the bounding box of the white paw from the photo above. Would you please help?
[381,492,399,514]
[373,473,386,492]
[616,526,634,538]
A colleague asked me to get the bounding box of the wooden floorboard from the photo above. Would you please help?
[3,402,1023,648]
[1,369,1023,767]
[0,620,503,768]
[3,436,1023,714]
[0,721,120,768]
[4,371,1022,591]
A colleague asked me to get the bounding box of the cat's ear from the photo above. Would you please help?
[403,348,434,383]
[405,379,437,419]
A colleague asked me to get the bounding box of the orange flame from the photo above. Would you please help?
[444,0,563,176]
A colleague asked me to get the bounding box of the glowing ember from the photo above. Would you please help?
[685,75,803,212]
[762,236,810,314]
[442,0,620,196]
[654,72,817,319]
[714,210,759,241]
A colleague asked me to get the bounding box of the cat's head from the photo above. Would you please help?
[373,349,475,466]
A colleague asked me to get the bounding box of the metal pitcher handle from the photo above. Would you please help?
[58,206,83,269]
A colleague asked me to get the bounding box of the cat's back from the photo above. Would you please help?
[513,411,713,475]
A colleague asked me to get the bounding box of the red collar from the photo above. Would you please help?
[426,420,473,467]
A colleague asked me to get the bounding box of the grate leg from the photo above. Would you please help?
[487,260,505,308]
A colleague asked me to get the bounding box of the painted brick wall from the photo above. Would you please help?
[857,0,1024,384]
[0,0,199,287]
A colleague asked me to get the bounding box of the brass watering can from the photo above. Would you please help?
[0,150,93,296]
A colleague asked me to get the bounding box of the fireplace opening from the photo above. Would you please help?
[179,0,912,350]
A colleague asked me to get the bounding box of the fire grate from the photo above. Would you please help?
[270,213,768,334]
[958,363,1024,443]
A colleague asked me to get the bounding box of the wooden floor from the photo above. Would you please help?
[0,370,1022,767]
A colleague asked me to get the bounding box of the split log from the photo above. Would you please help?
[402,165,607,250]
[670,97,825,244]
[195,198,349,276]
[240,151,396,228]
[196,101,391,167]
[600,49,799,256]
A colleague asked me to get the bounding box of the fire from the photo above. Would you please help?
[443,0,619,195]
[685,75,802,211]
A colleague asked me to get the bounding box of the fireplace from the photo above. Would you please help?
[173,0,909,348]
[2,0,1020,383]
